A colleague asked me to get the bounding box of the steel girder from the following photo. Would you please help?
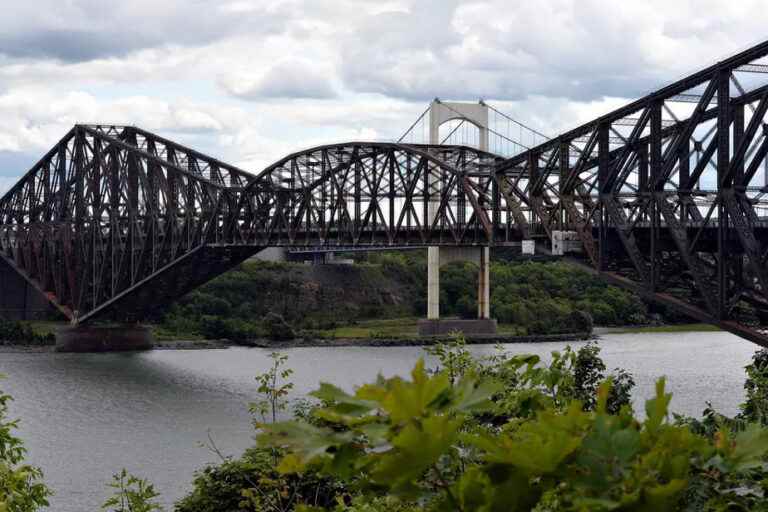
[3,40,768,347]
[0,132,531,324]
[0,125,262,324]
[491,39,768,346]
[227,143,526,247]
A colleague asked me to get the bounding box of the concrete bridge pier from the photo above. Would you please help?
[477,246,490,319]
[420,246,497,336]
[419,99,496,336]
[55,325,154,352]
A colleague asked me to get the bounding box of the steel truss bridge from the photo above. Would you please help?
[5,41,768,345]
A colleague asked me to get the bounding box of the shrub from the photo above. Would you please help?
[198,316,263,342]
[0,382,52,510]
[180,293,232,317]
[741,349,768,425]
[175,447,344,512]
[260,358,768,512]
[0,319,53,346]
[455,294,475,319]
[263,313,295,341]
[568,309,593,333]
[102,469,162,512]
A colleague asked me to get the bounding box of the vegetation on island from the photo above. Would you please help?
[5,337,768,511]
[155,253,673,342]
[0,320,54,346]
[0,251,694,346]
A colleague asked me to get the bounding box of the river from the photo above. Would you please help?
[0,330,758,511]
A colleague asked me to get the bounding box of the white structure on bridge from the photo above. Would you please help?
[426,100,492,325]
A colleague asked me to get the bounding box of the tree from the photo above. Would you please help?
[101,469,162,512]
[741,349,768,424]
[250,352,295,426]
[0,381,51,512]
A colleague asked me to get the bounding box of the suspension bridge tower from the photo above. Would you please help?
[419,99,497,335]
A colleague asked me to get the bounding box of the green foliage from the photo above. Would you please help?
[424,333,476,386]
[741,348,768,425]
[489,261,647,333]
[259,359,501,499]
[250,353,295,426]
[158,256,659,341]
[0,320,53,346]
[102,469,162,512]
[175,447,344,512]
[174,455,259,512]
[258,357,768,512]
[159,258,420,341]
[329,495,419,512]
[481,342,634,421]
[0,381,51,512]
[199,315,264,342]
[263,313,296,341]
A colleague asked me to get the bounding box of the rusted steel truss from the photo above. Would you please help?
[4,41,768,348]
[495,40,768,346]
[0,129,517,324]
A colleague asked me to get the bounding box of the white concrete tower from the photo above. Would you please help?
[426,100,491,322]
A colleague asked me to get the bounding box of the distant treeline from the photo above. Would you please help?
[362,252,670,334]
[157,251,677,340]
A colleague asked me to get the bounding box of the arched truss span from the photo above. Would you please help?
[0,134,530,325]
[228,142,530,247]
[0,125,260,323]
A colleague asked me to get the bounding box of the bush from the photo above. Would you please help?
[492,303,515,324]
[199,316,263,342]
[0,319,53,346]
[569,309,593,333]
[741,349,768,424]
[180,293,232,317]
[259,352,768,512]
[175,447,343,512]
[263,313,295,341]
[455,295,475,319]
[0,383,52,509]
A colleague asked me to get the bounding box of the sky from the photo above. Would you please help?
[1,0,767,191]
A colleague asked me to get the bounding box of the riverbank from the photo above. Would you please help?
[243,331,593,348]
[596,323,721,334]
[0,332,593,352]
[0,319,717,352]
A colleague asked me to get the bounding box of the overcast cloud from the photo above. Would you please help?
[0,0,767,187]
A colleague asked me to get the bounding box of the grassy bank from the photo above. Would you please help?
[608,323,721,334]
[2,318,723,347]
[309,317,554,339]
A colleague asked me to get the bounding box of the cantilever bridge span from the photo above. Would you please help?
[5,41,768,345]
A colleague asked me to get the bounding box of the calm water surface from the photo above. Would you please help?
[0,331,757,511]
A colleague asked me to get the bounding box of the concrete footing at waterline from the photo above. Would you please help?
[55,325,155,352]
[417,318,498,336]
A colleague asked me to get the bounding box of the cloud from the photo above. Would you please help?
[222,60,338,100]
[0,1,289,62]
[336,0,768,102]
